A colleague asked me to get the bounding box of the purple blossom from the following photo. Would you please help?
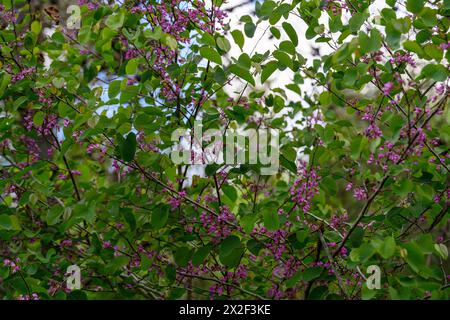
[382,81,393,96]
[290,162,320,213]
[12,68,35,83]
[353,187,367,201]
[365,123,382,140]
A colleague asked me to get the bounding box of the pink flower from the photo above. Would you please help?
[168,191,186,210]
[353,187,367,201]
[290,162,320,213]
[365,123,382,140]
[103,241,112,249]
[11,68,34,83]
[382,81,393,96]
[439,41,450,50]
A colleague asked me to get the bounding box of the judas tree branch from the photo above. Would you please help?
[333,96,448,257]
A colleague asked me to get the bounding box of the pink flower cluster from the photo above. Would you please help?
[199,206,235,243]
[439,41,450,50]
[77,0,99,10]
[364,123,382,140]
[0,6,16,24]
[143,1,228,37]
[3,258,21,273]
[120,1,228,103]
[389,52,416,67]
[353,187,367,201]
[168,190,186,210]
[290,163,320,213]
[137,131,159,153]
[330,212,349,230]
[382,81,393,96]
[209,264,248,299]
[124,49,142,60]
[23,111,59,137]
[11,67,35,83]
[259,228,288,260]
[19,135,41,163]
[323,0,350,15]
[377,141,402,166]
[18,293,39,300]
[58,170,81,181]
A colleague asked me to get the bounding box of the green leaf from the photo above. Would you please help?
[152,205,169,229]
[238,53,252,69]
[270,27,281,39]
[285,270,303,288]
[0,214,20,231]
[240,215,257,234]
[46,205,64,226]
[120,85,138,104]
[358,29,382,55]
[0,73,11,98]
[302,267,322,281]
[258,0,277,18]
[192,245,212,266]
[263,210,279,231]
[273,50,293,70]
[222,185,237,202]
[403,242,426,274]
[216,37,231,52]
[0,214,13,230]
[144,26,163,40]
[31,21,42,34]
[378,236,396,259]
[231,30,245,50]
[349,13,369,32]
[219,236,244,267]
[244,22,256,38]
[105,11,125,30]
[122,208,136,231]
[246,239,263,255]
[33,111,45,127]
[261,61,278,83]
[386,207,409,228]
[350,243,376,263]
[329,14,343,33]
[280,154,297,174]
[406,0,425,13]
[229,64,255,86]
[403,40,424,56]
[387,0,397,7]
[214,67,226,84]
[108,80,121,99]
[349,227,365,247]
[420,64,448,81]
[200,46,222,65]
[126,58,139,75]
[385,24,401,48]
[342,67,358,87]
[434,243,448,260]
[164,35,178,51]
[52,77,65,89]
[174,247,193,267]
[444,0,450,9]
[424,44,443,61]
[119,132,137,162]
[282,22,298,47]
[350,136,368,160]
[68,290,88,300]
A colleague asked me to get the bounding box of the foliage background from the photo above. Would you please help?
[0,0,449,300]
